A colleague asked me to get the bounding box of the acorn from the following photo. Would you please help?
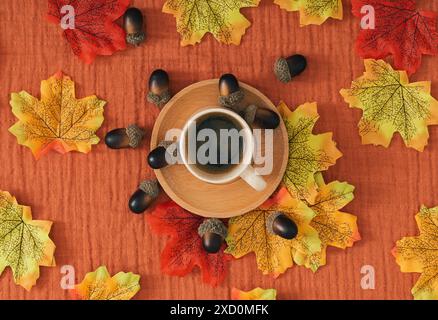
[243,105,280,129]
[198,219,228,254]
[147,140,177,169]
[147,69,171,108]
[218,73,245,111]
[274,55,307,83]
[105,124,144,149]
[123,8,145,46]
[128,180,159,214]
[266,212,298,240]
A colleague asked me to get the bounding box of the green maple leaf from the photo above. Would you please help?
[163,0,260,45]
[0,191,56,290]
[278,101,342,203]
[340,59,438,151]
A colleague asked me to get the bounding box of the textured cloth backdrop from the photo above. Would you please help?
[0,0,437,299]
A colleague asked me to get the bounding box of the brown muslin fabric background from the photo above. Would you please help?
[0,0,437,300]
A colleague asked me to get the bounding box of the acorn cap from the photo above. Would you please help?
[218,89,245,110]
[198,218,228,238]
[266,211,283,235]
[138,179,159,198]
[243,104,258,125]
[158,140,178,157]
[126,32,145,46]
[125,124,144,148]
[147,90,171,108]
[158,140,173,149]
[274,58,292,83]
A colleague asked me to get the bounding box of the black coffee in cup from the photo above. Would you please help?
[194,113,244,173]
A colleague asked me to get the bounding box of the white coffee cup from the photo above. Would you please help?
[179,107,267,191]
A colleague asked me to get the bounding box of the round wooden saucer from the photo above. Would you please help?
[150,79,288,218]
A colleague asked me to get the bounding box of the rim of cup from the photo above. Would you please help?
[179,107,255,185]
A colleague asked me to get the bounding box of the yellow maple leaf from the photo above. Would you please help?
[393,206,438,300]
[278,101,342,203]
[75,266,141,300]
[294,178,360,271]
[225,187,321,276]
[9,72,106,159]
[0,191,55,291]
[340,59,438,151]
[274,0,343,26]
[163,0,260,46]
[231,287,277,300]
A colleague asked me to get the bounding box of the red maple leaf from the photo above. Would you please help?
[352,0,438,75]
[47,0,129,64]
[146,201,231,287]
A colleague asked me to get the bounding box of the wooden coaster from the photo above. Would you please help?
[150,79,288,218]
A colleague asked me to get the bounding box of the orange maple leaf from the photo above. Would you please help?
[9,72,106,159]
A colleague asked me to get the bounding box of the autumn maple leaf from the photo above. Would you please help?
[226,187,321,276]
[47,0,129,64]
[0,191,56,291]
[75,266,140,300]
[278,101,342,203]
[231,287,277,300]
[146,201,231,286]
[294,177,360,271]
[340,59,438,151]
[275,0,343,26]
[9,72,106,159]
[352,0,438,75]
[393,206,438,300]
[163,0,260,46]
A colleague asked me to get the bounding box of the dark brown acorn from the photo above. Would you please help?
[202,233,223,254]
[105,124,144,149]
[219,74,240,96]
[244,105,280,129]
[198,219,228,254]
[218,73,245,110]
[147,141,176,170]
[147,69,171,108]
[266,212,298,240]
[147,146,168,169]
[124,8,145,46]
[274,54,307,83]
[255,108,280,129]
[128,180,159,214]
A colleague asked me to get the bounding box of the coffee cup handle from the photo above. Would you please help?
[240,166,267,191]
